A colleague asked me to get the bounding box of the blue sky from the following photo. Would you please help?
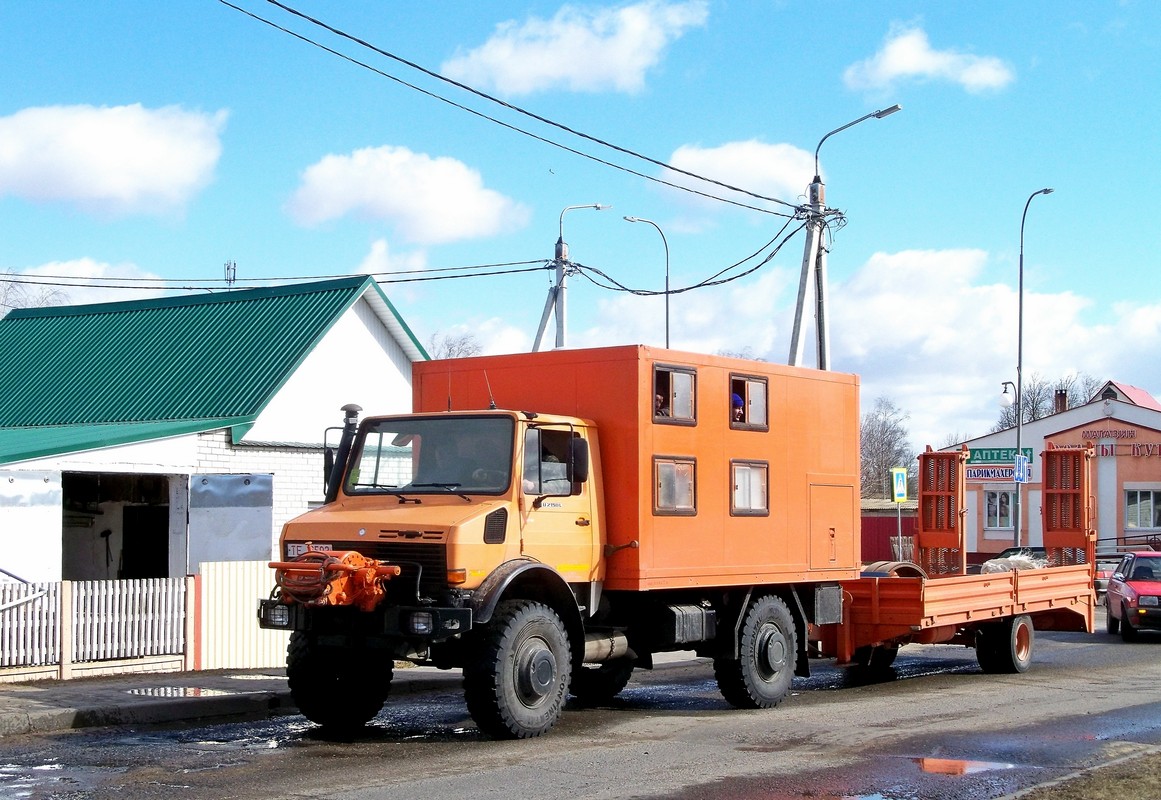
[2,1,1160,448]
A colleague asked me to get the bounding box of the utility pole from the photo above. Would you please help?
[532,203,609,351]
[788,105,901,371]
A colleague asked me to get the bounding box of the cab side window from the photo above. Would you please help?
[523,427,575,495]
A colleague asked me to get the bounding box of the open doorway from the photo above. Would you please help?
[61,472,171,580]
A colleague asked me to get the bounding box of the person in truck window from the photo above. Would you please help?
[731,393,745,422]
[655,394,669,417]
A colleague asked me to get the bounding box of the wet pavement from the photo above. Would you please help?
[0,663,461,738]
[3,642,1161,800]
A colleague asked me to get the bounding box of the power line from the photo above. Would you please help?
[573,217,805,296]
[0,263,554,293]
[218,0,798,218]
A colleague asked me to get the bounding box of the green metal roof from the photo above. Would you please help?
[0,276,427,465]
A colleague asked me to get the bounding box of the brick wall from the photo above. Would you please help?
[195,430,326,539]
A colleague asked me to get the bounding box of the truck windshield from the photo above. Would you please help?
[345,415,515,496]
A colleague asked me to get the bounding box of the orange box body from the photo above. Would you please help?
[413,345,861,591]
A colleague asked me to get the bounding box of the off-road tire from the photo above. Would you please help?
[463,599,571,739]
[286,631,393,730]
[570,657,635,705]
[714,595,796,709]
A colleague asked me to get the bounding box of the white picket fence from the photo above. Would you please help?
[0,561,289,683]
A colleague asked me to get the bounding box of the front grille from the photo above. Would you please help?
[359,542,449,602]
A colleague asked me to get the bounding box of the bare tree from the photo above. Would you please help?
[715,347,765,361]
[992,371,1103,432]
[427,331,482,360]
[860,396,914,499]
[1,271,68,317]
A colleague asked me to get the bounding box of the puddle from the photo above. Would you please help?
[125,687,240,698]
[914,757,1016,775]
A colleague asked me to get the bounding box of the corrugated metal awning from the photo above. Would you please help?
[0,417,256,466]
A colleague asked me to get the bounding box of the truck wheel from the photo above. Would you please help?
[714,595,796,709]
[853,644,899,671]
[976,615,1034,674]
[1106,600,1120,634]
[464,599,571,739]
[287,632,392,730]
[1120,606,1138,642]
[571,657,635,705]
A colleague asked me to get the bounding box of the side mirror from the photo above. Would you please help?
[568,438,590,484]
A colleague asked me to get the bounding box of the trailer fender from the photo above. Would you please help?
[469,558,585,666]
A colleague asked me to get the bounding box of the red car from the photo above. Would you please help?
[1105,552,1161,641]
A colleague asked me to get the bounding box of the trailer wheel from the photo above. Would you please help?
[464,599,571,739]
[976,615,1034,674]
[287,632,392,730]
[853,644,899,671]
[570,657,635,705]
[714,595,796,709]
[1105,599,1120,635]
[1120,605,1138,642]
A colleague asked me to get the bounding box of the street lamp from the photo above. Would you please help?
[789,105,902,370]
[532,203,610,351]
[1006,187,1054,546]
[623,216,670,348]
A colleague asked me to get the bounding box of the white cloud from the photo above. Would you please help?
[666,140,814,211]
[286,145,530,245]
[573,245,1157,452]
[441,1,708,95]
[844,25,1014,94]
[4,258,170,310]
[356,238,429,306]
[0,104,226,216]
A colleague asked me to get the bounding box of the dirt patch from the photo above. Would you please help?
[1017,751,1161,800]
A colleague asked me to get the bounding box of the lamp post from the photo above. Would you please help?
[1003,187,1054,547]
[789,105,901,370]
[1000,380,1021,545]
[623,216,670,348]
[532,203,609,351]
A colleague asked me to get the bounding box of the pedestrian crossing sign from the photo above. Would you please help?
[891,467,908,502]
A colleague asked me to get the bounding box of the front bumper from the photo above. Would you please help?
[257,599,472,640]
[1125,606,1161,630]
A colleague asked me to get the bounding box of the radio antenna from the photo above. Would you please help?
[483,371,497,410]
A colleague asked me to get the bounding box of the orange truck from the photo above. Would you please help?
[257,345,1095,738]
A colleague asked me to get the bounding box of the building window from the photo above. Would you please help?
[729,375,768,430]
[1126,490,1161,529]
[654,456,696,515]
[731,460,769,515]
[654,365,696,424]
[985,490,1014,529]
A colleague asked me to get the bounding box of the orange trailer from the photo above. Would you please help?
[820,444,1095,671]
[258,346,1096,738]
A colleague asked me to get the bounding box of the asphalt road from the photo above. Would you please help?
[2,613,1160,800]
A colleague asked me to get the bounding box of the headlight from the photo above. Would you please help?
[264,603,291,627]
[1140,595,1160,608]
[408,611,434,634]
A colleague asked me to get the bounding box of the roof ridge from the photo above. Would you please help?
[2,275,371,321]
